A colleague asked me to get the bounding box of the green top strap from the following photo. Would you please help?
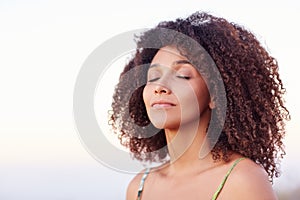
[136,168,150,200]
[211,157,245,200]
[136,157,245,200]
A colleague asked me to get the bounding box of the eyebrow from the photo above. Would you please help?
[149,60,192,69]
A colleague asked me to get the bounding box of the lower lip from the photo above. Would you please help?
[152,103,175,109]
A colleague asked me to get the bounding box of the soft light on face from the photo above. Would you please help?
[142,46,211,130]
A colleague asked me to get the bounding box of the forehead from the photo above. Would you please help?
[151,46,188,65]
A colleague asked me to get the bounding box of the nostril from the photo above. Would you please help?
[155,88,166,94]
[154,85,170,95]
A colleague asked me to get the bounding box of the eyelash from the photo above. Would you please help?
[177,75,191,80]
[148,76,190,82]
[148,77,160,82]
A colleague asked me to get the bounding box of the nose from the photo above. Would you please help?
[154,84,171,95]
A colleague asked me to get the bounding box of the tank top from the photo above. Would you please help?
[136,157,245,200]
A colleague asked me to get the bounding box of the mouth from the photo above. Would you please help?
[151,100,176,109]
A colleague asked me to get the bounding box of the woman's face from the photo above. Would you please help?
[143,46,211,129]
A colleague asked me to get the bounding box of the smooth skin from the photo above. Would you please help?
[126,46,278,200]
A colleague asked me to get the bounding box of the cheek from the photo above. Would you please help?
[177,90,200,115]
[175,82,209,115]
[142,85,151,108]
[194,86,210,112]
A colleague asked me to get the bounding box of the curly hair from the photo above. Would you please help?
[109,11,290,181]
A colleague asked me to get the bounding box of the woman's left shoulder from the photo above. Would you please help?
[232,157,268,180]
[222,157,278,199]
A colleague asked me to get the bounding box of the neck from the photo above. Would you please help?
[164,107,214,174]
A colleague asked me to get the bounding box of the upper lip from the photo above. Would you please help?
[151,100,176,107]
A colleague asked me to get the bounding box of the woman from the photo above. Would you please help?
[109,12,290,199]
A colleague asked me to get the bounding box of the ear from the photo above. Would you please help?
[209,97,215,109]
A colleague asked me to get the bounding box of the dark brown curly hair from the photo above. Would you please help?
[109,11,290,181]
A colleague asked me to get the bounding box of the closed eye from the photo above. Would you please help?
[176,75,191,80]
[148,77,160,82]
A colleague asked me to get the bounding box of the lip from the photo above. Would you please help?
[151,100,176,108]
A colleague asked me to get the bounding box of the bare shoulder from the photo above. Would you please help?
[222,158,278,200]
[126,169,145,200]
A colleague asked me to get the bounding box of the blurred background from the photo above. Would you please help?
[0,0,299,199]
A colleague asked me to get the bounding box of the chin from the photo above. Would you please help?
[150,119,180,130]
[150,114,201,129]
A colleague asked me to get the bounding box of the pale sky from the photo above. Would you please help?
[0,0,299,199]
